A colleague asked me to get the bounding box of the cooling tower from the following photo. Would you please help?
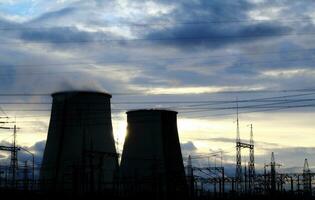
[40,91,118,193]
[120,109,188,199]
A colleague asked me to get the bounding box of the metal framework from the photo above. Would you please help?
[303,158,312,194]
[235,103,255,193]
[248,124,255,192]
[235,102,242,192]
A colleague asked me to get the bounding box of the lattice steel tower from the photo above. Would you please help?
[303,158,312,194]
[235,102,243,192]
[270,152,276,193]
[248,124,255,192]
[10,125,18,186]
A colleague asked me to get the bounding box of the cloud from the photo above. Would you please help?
[196,137,280,148]
[0,0,315,171]
[18,140,46,166]
[30,6,76,23]
[262,147,315,170]
[144,22,291,50]
[181,141,197,152]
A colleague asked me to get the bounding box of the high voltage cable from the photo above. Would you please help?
[4,100,315,122]
[1,98,315,106]
[2,99,315,113]
[0,68,139,77]
[1,91,315,120]
[3,101,315,121]
[0,17,314,30]
[2,48,315,70]
[2,31,315,46]
[181,99,315,112]
[15,101,315,126]
[180,105,314,119]
[166,98,315,110]
[0,89,315,97]
[0,56,314,78]
[2,99,315,105]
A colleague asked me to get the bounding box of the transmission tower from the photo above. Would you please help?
[235,101,243,192]
[270,152,276,193]
[248,124,255,192]
[10,125,18,187]
[303,158,312,194]
[264,152,281,194]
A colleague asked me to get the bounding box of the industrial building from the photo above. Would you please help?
[119,109,188,199]
[40,91,119,193]
[0,91,312,199]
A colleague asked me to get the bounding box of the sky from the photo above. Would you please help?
[0,0,315,175]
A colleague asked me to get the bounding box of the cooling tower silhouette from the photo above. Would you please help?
[40,91,118,193]
[120,109,188,199]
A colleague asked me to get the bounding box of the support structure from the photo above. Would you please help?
[235,102,255,194]
[235,102,242,192]
[0,124,20,187]
[264,152,281,194]
[303,158,312,195]
[270,152,276,193]
[248,124,255,192]
[10,125,18,186]
[187,155,195,198]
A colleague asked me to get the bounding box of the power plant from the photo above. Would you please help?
[120,109,188,199]
[40,91,119,192]
[0,91,314,200]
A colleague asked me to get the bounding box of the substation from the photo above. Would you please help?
[0,91,314,199]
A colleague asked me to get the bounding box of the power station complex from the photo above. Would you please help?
[40,91,188,199]
[0,90,314,199]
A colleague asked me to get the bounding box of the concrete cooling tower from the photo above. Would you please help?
[40,91,118,193]
[120,109,188,199]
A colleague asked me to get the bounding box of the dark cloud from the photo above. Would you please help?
[144,22,291,50]
[19,26,93,43]
[140,0,292,50]
[30,7,76,23]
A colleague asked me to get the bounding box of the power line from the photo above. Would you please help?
[1,98,315,106]
[0,89,314,103]
[0,88,315,97]
[2,31,315,46]
[1,98,315,113]
[179,104,315,119]
[0,17,314,31]
[2,48,315,70]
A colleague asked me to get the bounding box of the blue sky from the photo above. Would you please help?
[0,0,315,173]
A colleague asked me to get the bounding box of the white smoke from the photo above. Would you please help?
[52,77,109,93]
